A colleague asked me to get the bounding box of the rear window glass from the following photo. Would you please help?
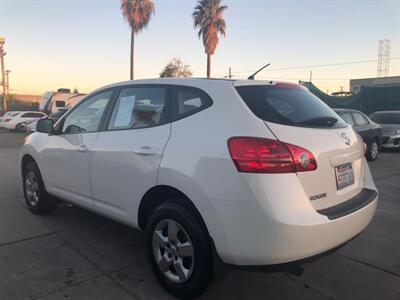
[236,84,347,128]
[370,112,400,124]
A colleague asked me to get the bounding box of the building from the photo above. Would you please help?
[350,76,400,93]
[13,94,41,104]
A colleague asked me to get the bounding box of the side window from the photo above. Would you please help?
[340,112,355,126]
[353,113,367,126]
[21,113,34,118]
[62,91,112,134]
[174,87,212,119]
[108,87,166,130]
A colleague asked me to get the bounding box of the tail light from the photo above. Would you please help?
[4,118,11,123]
[227,137,317,173]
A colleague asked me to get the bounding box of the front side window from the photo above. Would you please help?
[236,84,347,128]
[62,91,112,134]
[108,87,166,130]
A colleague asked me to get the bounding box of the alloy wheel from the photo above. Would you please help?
[25,171,39,207]
[152,219,195,284]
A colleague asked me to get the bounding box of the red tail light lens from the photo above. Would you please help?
[4,118,11,123]
[227,137,317,173]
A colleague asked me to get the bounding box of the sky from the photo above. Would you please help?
[0,0,399,95]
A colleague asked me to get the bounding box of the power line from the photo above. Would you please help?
[218,57,400,77]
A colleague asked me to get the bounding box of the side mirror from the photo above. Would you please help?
[36,118,54,134]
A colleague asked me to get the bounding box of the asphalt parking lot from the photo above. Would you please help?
[0,130,399,300]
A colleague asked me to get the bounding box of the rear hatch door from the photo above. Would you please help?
[235,82,365,210]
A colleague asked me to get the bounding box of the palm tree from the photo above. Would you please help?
[192,0,227,78]
[120,0,155,80]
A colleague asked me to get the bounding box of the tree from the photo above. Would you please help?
[192,0,227,78]
[120,0,155,80]
[159,58,193,78]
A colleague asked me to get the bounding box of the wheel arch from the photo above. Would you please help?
[21,153,37,173]
[137,185,210,237]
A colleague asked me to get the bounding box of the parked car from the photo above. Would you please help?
[2,111,47,132]
[20,79,378,298]
[24,108,69,133]
[334,109,382,161]
[369,111,400,149]
[0,111,22,129]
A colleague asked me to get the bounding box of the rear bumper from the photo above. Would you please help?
[211,160,378,266]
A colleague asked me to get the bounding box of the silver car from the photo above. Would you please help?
[370,111,400,149]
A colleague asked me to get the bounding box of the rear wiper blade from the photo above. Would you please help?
[297,116,338,127]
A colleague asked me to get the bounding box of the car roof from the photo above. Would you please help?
[333,108,363,114]
[94,78,296,93]
[370,111,400,115]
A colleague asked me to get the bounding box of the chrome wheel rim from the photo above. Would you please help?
[371,142,379,158]
[25,171,39,207]
[152,219,195,283]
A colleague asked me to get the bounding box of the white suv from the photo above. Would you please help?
[20,78,378,298]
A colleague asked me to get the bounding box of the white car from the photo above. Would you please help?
[2,111,47,131]
[20,78,378,298]
[0,111,22,128]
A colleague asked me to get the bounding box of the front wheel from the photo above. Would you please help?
[23,162,57,214]
[145,202,212,299]
[366,140,379,161]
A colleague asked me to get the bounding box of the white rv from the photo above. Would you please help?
[39,89,85,115]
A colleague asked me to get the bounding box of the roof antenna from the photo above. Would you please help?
[247,63,271,80]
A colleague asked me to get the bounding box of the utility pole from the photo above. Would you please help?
[0,37,7,112]
[309,70,313,83]
[5,70,10,98]
[228,67,232,79]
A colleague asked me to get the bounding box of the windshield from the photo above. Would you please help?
[235,84,347,128]
[370,112,400,124]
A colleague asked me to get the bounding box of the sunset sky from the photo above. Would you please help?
[0,0,399,95]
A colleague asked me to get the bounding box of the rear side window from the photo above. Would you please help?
[353,113,367,126]
[108,87,166,130]
[236,84,347,128]
[173,86,212,120]
[339,112,355,126]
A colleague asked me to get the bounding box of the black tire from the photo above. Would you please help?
[145,202,212,299]
[15,123,25,132]
[366,139,379,161]
[22,162,57,214]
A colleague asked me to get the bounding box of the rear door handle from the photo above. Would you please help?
[76,145,89,153]
[133,146,157,155]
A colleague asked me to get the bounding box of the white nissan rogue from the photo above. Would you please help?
[20,78,378,298]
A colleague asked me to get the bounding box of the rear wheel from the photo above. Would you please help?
[145,202,212,299]
[366,140,379,161]
[23,162,57,214]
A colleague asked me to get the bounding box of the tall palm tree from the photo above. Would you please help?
[121,0,155,80]
[192,0,227,78]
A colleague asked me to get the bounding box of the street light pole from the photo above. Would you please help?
[0,37,7,112]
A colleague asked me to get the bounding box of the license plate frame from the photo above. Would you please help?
[335,163,355,190]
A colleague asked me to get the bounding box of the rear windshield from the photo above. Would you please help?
[370,112,400,124]
[236,84,347,128]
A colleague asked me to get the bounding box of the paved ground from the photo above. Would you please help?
[0,130,399,300]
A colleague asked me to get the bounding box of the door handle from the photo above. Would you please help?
[133,146,157,155]
[76,145,89,153]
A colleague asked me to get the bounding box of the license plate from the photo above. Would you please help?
[335,163,355,190]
